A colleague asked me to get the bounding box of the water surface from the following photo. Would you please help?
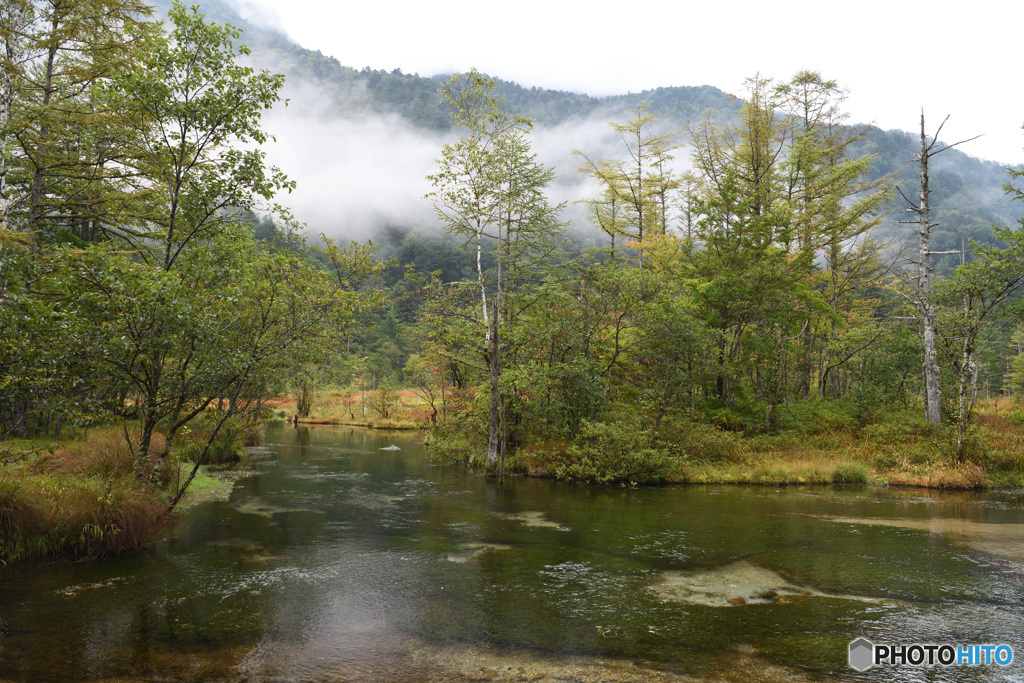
[2,423,1023,682]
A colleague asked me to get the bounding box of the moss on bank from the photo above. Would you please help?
[175,467,234,507]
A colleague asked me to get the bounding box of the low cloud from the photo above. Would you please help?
[261,83,443,240]
[258,78,693,244]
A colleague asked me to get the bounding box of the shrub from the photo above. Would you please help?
[177,414,264,465]
[660,420,746,463]
[775,399,859,435]
[551,419,675,485]
[426,387,488,465]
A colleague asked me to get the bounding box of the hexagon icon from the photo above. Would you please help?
[849,637,875,671]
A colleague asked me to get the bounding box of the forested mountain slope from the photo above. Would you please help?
[151,0,1021,267]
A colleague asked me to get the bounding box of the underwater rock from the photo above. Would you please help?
[816,515,1024,564]
[652,560,884,607]
[496,511,568,530]
[443,542,513,563]
[229,500,324,519]
[349,493,405,509]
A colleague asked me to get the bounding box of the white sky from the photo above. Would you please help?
[231,0,1023,166]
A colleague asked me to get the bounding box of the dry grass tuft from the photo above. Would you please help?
[2,428,173,564]
[30,428,166,479]
[1,474,165,563]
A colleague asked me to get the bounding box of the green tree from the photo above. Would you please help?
[774,70,892,399]
[426,69,563,474]
[0,246,91,437]
[113,1,292,269]
[2,0,154,242]
[575,104,677,261]
[65,232,385,498]
[935,178,1024,459]
[0,0,32,239]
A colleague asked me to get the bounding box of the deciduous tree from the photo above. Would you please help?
[426,69,563,474]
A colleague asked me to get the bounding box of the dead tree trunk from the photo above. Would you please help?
[898,113,980,425]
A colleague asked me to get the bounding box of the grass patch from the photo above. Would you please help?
[511,400,1024,490]
[831,462,870,485]
[173,465,234,507]
[0,473,164,564]
[0,419,260,565]
[272,387,432,430]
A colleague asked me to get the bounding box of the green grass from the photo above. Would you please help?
[174,465,233,507]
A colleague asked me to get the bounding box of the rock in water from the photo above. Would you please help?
[379,445,401,451]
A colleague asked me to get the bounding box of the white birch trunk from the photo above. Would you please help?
[476,226,489,343]
[916,114,943,425]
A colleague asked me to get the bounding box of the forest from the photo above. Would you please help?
[2,0,1024,564]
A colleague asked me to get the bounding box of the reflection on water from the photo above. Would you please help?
[2,423,1024,682]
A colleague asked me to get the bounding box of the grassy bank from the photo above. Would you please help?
[5,397,1022,566]
[472,399,1024,490]
[0,423,255,566]
[675,399,1024,489]
[0,428,166,565]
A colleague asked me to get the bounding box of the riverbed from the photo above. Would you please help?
[2,423,1023,682]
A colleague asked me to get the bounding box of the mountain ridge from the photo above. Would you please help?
[150,0,1022,259]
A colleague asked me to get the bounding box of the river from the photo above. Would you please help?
[1,423,1023,682]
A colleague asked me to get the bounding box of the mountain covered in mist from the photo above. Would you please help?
[152,0,1022,271]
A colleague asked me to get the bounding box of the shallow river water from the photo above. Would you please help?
[2,423,1024,682]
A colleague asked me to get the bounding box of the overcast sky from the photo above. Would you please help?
[231,0,1023,166]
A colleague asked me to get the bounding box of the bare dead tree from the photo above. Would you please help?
[896,112,981,425]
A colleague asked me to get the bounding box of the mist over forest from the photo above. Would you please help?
[147,0,1023,267]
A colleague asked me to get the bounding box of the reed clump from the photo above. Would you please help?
[2,428,169,565]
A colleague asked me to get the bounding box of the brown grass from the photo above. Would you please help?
[2,428,171,564]
[273,388,431,430]
[30,427,166,479]
[0,474,166,563]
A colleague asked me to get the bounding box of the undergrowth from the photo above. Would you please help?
[0,419,261,566]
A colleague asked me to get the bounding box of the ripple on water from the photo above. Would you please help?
[534,561,650,620]
[349,492,407,509]
[629,530,695,564]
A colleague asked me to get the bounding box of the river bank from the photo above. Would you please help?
[3,398,1023,566]
[483,399,1024,490]
[0,426,249,566]
[269,390,1024,490]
